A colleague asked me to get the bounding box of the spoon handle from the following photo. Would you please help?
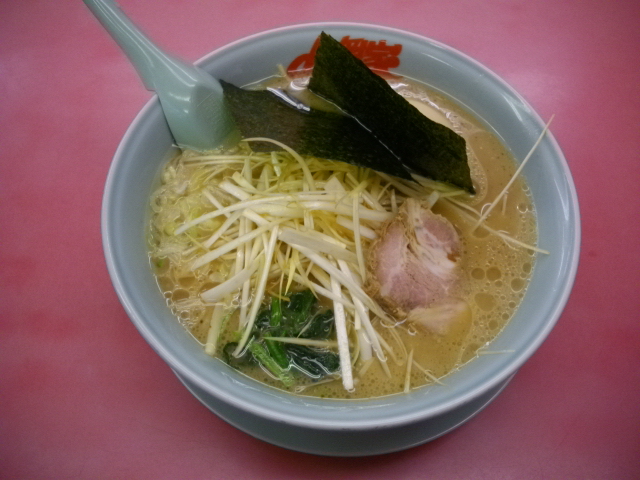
[83,0,179,90]
[83,0,233,151]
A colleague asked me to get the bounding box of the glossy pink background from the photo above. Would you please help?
[2,1,639,477]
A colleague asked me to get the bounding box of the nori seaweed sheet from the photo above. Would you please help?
[308,32,474,193]
[220,80,413,179]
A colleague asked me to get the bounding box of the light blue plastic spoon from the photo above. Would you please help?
[83,0,233,151]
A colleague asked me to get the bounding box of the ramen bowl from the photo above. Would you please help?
[102,22,580,456]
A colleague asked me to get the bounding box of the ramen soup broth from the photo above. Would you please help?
[148,75,537,400]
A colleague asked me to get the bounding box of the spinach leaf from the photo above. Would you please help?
[280,289,316,335]
[221,290,340,387]
[248,342,295,387]
[265,297,289,368]
[287,344,340,378]
[222,342,255,368]
[298,309,335,339]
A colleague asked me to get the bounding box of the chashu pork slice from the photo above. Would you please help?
[366,198,470,334]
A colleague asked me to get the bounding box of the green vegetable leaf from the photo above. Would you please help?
[265,297,289,368]
[298,310,334,339]
[253,307,273,332]
[248,342,295,387]
[224,290,340,387]
[280,290,316,335]
[222,342,256,368]
[287,344,340,378]
[308,32,475,193]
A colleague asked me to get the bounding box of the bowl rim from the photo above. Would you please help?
[102,21,581,431]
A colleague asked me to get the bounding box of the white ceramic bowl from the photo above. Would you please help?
[102,22,580,456]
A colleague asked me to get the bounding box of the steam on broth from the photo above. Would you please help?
[148,72,539,399]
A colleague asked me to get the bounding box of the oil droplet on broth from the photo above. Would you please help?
[172,289,190,302]
[179,276,196,288]
[472,228,490,239]
[475,292,496,312]
[486,267,502,281]
[157,275,175,293]
[471,268,485,280]
[511,278,526,292]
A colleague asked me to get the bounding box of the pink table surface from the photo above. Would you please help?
[2,1,639,478]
